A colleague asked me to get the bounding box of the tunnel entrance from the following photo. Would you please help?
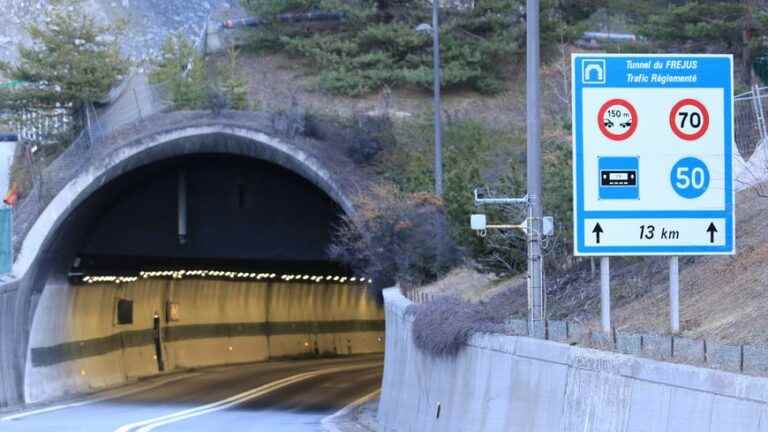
[68,154,347,277]
[23,151,384,404]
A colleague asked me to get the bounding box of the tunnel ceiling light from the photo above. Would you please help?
[76,269,371,286]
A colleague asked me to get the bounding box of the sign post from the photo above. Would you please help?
[600,256,610,333]
[572,54,735,333]
[669,256,680,333]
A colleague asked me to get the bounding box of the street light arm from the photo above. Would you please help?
[223,11,348,29]
[473,188,528,206]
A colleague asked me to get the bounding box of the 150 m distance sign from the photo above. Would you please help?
[572,54,735,256]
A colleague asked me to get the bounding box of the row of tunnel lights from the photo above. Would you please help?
[81,270,372,285]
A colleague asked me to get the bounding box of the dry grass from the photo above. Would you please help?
[221,50,531,130]
[423,184,768,346]
[417,267,526,301]
[603,184,768,344]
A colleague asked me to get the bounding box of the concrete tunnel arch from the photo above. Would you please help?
[1,115,382,406]
[15,123,357,276]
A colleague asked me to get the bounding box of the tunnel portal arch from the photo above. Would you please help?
[0,112,372,406]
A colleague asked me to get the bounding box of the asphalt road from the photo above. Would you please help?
[0,355,383,432]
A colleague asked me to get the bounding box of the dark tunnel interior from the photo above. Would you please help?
[64,154,347,277]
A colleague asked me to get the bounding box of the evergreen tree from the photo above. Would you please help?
[219,48,250,111]
[149,33,207,110]
[0,0,128,121]
[617,0,768,87]
[243,0,601,96]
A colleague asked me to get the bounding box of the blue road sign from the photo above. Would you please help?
[572,54,735,256]
[598,156,639,200]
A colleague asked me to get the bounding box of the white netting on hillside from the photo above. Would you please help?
[734,87,768,191]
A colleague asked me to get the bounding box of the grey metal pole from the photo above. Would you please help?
[669,256,680,333]
[526,0,544,322]
[432,0,443,197]
[600,257,611,333]
[178,169,187,245]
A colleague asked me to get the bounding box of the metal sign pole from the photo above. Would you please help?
[754,85,767,139]
[526,0,544,325]
[432,0,443,197]
[600,257,611,333]
[669,256,680,333]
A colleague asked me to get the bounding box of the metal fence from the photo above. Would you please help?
[16,107,70,144]
[735,85,768,160]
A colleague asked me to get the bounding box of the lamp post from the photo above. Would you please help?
[432,0,443,197]
[526,0,545,324]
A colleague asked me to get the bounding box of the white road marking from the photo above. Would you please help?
[320,388,381,432]
[1,373,202,422]
[115,362,380,432]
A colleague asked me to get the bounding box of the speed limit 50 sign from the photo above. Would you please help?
[572,54,734,256]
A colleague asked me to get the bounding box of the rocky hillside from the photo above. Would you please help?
[0,0,227,67]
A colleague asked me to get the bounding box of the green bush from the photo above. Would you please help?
[378,117,520,267]
[378,117,573,276]
[219,48,251,111]
[150,34,207,110]
[151,36,254,111]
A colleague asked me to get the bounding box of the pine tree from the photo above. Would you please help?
[618,0,768,87]
[243,0,602,96]
[220,48,250,111]
[149,34,207,110]
[0,0,128,119]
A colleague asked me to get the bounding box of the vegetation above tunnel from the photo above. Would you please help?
[242,0,600,96]
[0,0,128,132]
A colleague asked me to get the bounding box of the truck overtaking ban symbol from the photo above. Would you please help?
[598,98,637,141]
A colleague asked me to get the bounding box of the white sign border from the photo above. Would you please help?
[571,53,736,256]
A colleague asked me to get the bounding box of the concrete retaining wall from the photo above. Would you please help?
[24,279,384,404]
[378,288,768,432]
[0,283,20,407]
[407,290,761,375]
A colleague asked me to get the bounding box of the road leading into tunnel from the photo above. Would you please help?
[1,355,383,432]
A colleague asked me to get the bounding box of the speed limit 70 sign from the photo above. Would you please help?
[572,54,734,256]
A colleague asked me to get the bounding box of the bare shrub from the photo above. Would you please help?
[328,183,461,289]
[410,296,478,356]
[409,288,520,357]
